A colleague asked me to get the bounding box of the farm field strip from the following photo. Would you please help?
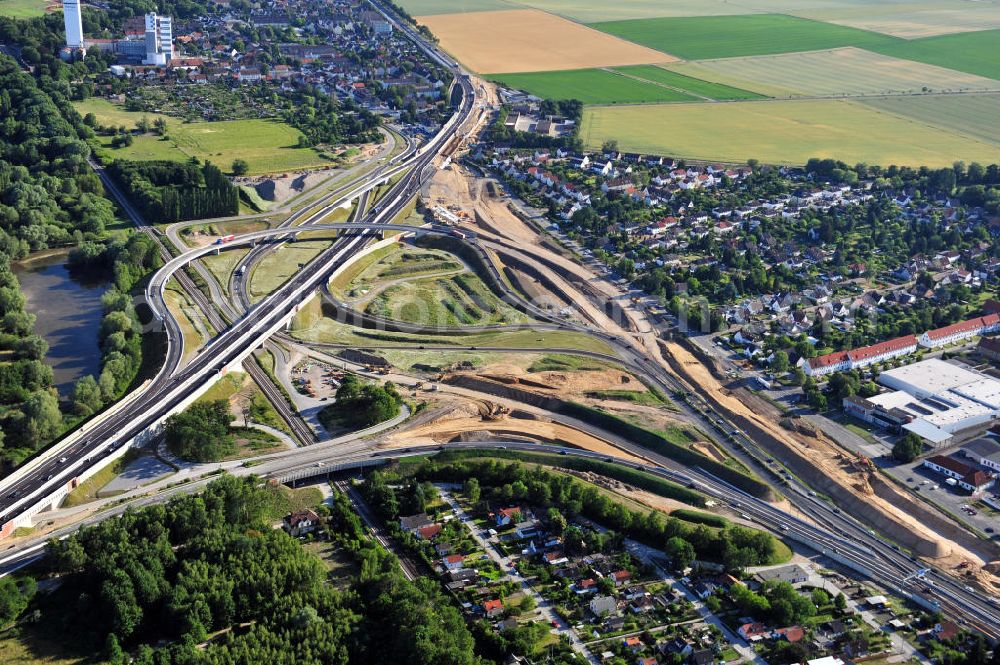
[415,8,672,74]
[591,13,901,60]
[788,1,1000,38]
[579,99,1000,167]
[611,65,767,100]
[663,47,1000,99]
[867,28,1000,81]
[395,0,513,14]
[490,68,701,104]
[858,93,1000,147]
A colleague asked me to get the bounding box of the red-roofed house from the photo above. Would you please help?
[442,554,464,571]
[483,599,504,618]
[847,335,918,367]
[282,509,319,537]
[623,636,643,652]
[806,335,919,377]
[416,524,442,541]
[610,570,631,586]
[738,623,770,641]
[919,314,1000,348]
[923,456,994,494]
[804,350,849,377]
[495,507,523,526]
[775,626,805,643]
[934,620,960,641]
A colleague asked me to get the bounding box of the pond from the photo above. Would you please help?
[13,252,110,396]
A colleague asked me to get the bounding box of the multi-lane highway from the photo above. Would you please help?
[0,0,477,532]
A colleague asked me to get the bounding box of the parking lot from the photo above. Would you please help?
[884,455,1000,539]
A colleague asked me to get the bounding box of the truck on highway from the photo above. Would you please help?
[215,234,236,245]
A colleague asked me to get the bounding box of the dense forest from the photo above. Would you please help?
[37,475,484,664]
[109,160,239,223]
[164,400,235,462]
[0,55,126,466]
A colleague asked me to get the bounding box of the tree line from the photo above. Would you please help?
[109,160,239,223]
[371,458,781,573]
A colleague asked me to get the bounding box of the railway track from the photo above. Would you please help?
[333,480,420,581]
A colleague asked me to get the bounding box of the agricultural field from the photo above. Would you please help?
[591,14,899,60]
[859,93,1000,146]
[73,98,331,174]
[790,0,1000,38]
[613,65,765,100]
[498,0,768,22]
[490,68,700,105]
[400,0,511,14]
[416,8,670,74]
[580,99,1000,167]
[410,0,1000,28]
[665,47,1000,99]
[868,28,1000,80]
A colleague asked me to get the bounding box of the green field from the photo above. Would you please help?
[592,14,899,60]
[580,99,1000,167]
[0,0,47,17]
[502,0,767,22]
[366,273,529,327]
[613,65,766,100]
[869,28,1000,80]
[74,98,331,174]
[491,68,701,104]
[291,300,614,355]
[665,48,1000,98]
[249,240,332,301]
[859,93,1000,146]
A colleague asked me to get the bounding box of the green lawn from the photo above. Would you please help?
[490,68,701,104]
[74,98,332,174]
[0,0,47,16]
[591,14,900,60]
[869,28,1000,80]
[249,240,332,300]
[612,65,766,100]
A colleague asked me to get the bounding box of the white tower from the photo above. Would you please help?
[63,0,84,49]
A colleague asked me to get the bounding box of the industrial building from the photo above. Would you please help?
[844,359,1000,446]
